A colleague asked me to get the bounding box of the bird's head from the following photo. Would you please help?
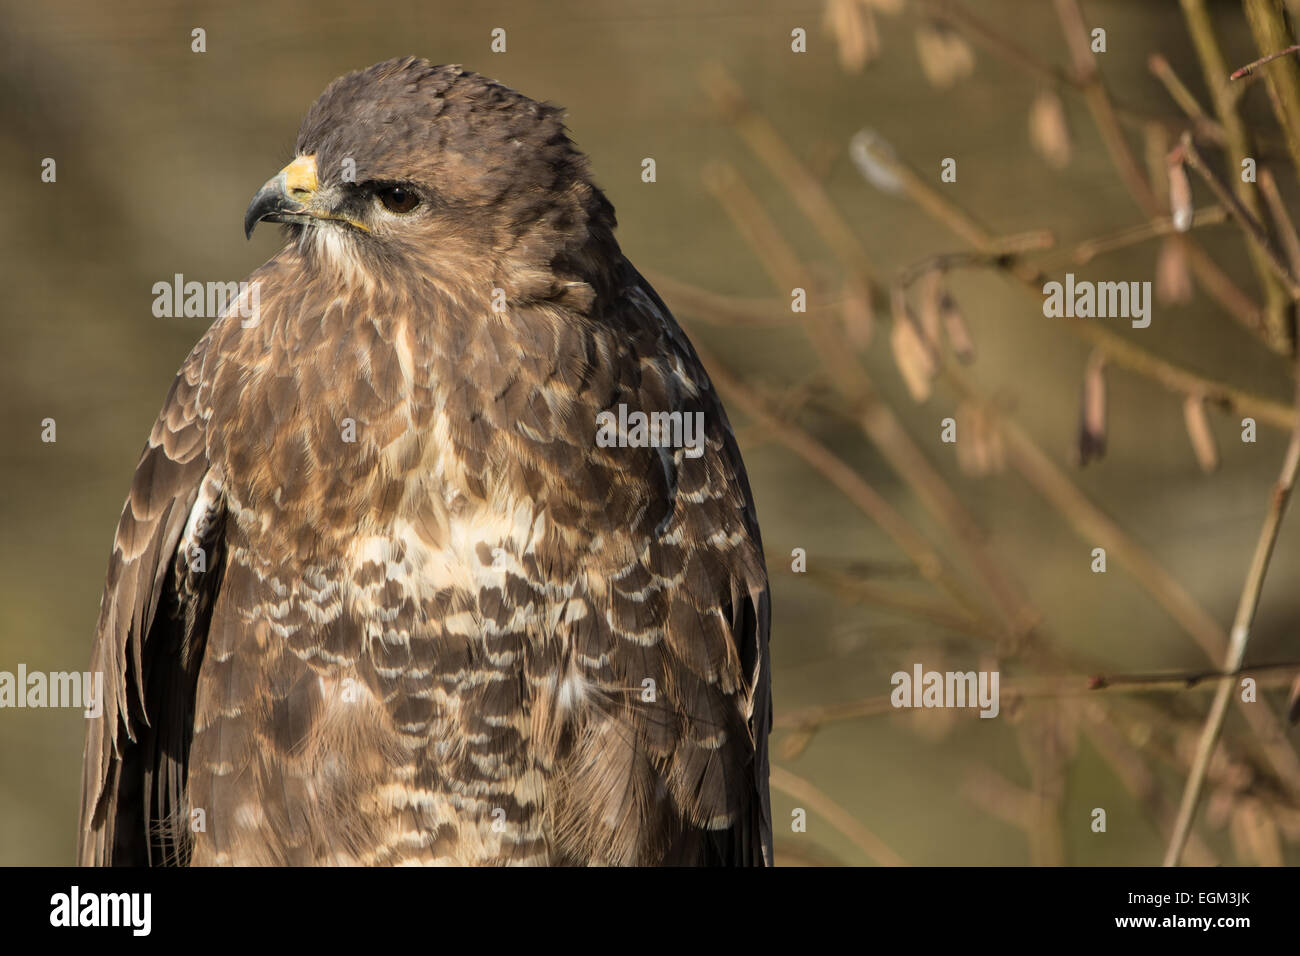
[244,56,618,295]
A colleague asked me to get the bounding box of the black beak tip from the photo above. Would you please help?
[244,181,290,241]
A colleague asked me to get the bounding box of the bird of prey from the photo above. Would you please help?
[79,56,771,866]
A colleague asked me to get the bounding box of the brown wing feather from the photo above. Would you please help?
[78,335,221,865]
[535,268,773,866]
[634,271,772,865]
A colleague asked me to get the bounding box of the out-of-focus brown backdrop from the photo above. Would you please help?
[2,0,1298,865]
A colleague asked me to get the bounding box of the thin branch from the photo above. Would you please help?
[640,270,814,327]
[941,358,1300,803]
[792,565,994,639]
[1165,4,1292,347]
[1243,0,1300,186]
[849,136,1295,430]
[699,64,877,285]
[690,338,983,621]
[961,760,1064,864]
[1165,377,1300,865]
[1050,0,1269,339]
[1079,704,1220,866]
[916,0,1221,144]
[1070,206,1228,264]
[941,360,1227,664]
[1259,167,1300,278]
[1231,43,1300,81]
[775,670,1300,736]
[1175,132,1300,300]
[1149,52,1215,124]
[701,158,1046,645]
[1090,659,1300,691]
[1053,0,1158,214]
[770,766,905,866]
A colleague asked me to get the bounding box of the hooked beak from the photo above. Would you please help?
[244,154,367,238]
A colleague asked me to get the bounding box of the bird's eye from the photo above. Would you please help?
[376,186,420,214]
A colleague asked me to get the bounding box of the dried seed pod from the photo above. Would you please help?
[849,128,905,195]
[1168,155,1194,232]
[917,269,944,347]
[940,290,975,363]
[1155,236,1193,305]
[825,0,878,73]
[890,290,935,402]
[1029,89,1071,169]
[890,315,935,402]
[859,3,880,65]
[1076,352,1107,466]
[953,402,1005,477]
[1287,672,1300,723]
[842,272,875,348]
[1183,394,1219,472]
[915,22,975,89]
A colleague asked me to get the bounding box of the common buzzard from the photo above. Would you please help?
[79,56,771,866]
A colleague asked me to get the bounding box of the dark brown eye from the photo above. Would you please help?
[376,186,419,214]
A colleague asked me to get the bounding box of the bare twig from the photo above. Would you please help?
[640,271,814,327]
[1164,380,1300,865]
[1090,660,1300,691]
[941,358,1300,804]
[793,565,993,638]
[1231,43,1300,81]
[701,157,1046,646]
[1260,167,1300,279]
[1169,3,1292,347]
[1070,206,1228,264]
[941,360,1226,665]
[1054,0,1158,214]
[1176,133,1300,301]
[691,338,983,621]
[775,670,1300,733]
[916,0,1216,143]
[1148,51,1220,136]
[1051,0,1267,338]
[770,766,905,866]
[700,64,877,285]
[850,136,1295,430]
[1080,704,1220,866]
[1242,0,1300,183]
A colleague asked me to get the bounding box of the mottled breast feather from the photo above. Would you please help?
[79,57,771,866]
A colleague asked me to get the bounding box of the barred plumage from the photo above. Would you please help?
[79,57,771,866]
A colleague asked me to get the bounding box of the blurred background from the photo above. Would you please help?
[3,0,1300,865]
